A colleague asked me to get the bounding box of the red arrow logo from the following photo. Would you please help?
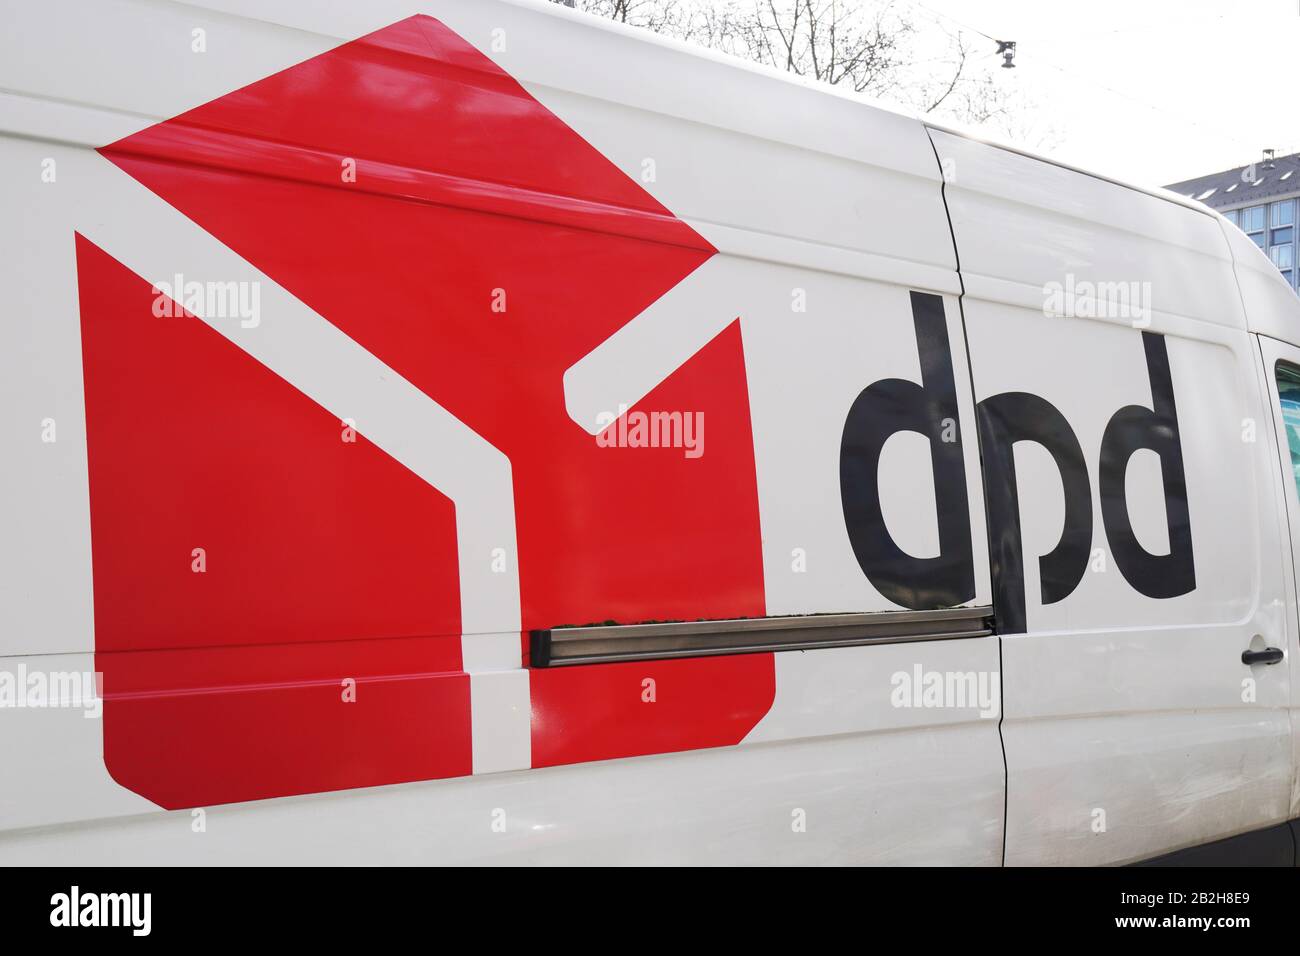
[81,15,773,807]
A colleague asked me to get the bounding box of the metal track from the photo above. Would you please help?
[530,606,995,667]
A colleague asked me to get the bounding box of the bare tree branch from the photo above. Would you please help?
[552,0,1050,143]
[921,28,967,114]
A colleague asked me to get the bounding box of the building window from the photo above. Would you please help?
[1219,205,1296,290]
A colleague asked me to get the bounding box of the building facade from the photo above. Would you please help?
[1165,152,1300,292]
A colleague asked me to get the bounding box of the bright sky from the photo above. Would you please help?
[910,0,1300,188]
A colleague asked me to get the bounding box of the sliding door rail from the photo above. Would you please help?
[530,605,995,667]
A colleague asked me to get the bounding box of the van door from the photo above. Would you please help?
[930,128,1294,864]
[1254,336,1300,835]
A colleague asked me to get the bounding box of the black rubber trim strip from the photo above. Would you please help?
[1133,820,1297,867]
[530,606,995,667]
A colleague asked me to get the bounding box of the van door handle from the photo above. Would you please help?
[1242,647,1284,666]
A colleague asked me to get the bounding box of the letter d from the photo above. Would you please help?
[839,291,975,609]
[1099,331,1195,598]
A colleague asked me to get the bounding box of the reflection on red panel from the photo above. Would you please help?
[77,237,468,807]
[87,14,773,802]
[531,654,777,768]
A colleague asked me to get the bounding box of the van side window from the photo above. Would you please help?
[1274,363,1300,494]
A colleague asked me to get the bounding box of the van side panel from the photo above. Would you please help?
[1236,223,1300,827]
[2,0,1004,864]
[932,129,1293,864]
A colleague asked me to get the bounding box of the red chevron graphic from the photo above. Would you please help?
[83,14,772,806]
[77,236,469,808]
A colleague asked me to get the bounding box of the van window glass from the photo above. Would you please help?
[1275,363,1300,495]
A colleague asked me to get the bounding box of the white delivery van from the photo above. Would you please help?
[0,0,1296,866]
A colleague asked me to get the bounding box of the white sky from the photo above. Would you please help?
[910,0,1300,188]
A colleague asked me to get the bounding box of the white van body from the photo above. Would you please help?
[0,0,1296,866]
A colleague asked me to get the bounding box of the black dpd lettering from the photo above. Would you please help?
[976,393,1093,635]
[1099,332,1196,599]
[839,291,975,609]
[840,295,1195,631]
